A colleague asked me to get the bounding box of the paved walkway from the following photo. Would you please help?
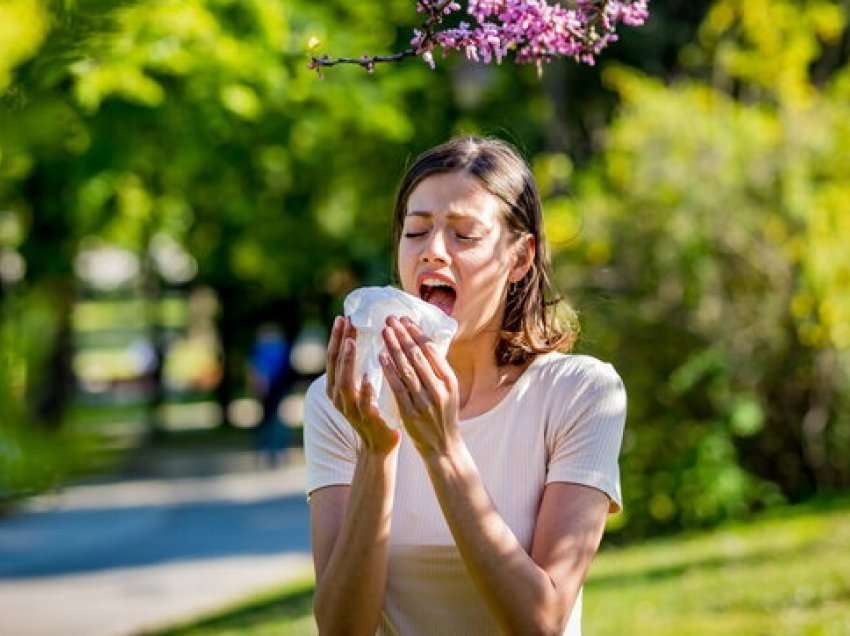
[0,448,314,636]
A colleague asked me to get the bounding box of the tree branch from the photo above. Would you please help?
[309,0,455,74]
[307,0,649,76]
[308,49,418,75]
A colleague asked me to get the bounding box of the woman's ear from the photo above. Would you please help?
[510,235,536,283]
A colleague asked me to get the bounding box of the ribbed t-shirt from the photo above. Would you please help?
[304,351,627,636]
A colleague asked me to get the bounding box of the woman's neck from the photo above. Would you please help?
[447,328,512,411]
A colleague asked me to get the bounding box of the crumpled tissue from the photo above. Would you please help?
[343,285,458,430]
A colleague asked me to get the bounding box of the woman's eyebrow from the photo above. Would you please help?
[406,210,479,220]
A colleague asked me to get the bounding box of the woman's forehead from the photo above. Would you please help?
[405,210,485,225]
[406,172,502,221]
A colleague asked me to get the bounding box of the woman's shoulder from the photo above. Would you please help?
[305,373,329,399]
[303,373,329,412]
[531,353,627,438]
[536,351,619,378]
[303,373,342,426]
[533,351,623,389]
[302,373,362,448]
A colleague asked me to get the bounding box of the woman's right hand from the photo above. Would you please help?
[326,316,400,455]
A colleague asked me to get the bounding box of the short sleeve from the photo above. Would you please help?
[545,360,627,513]
[303,375,360,503]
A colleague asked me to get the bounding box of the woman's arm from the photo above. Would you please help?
[424,444,609,636]
[312,449,397,636]
[379,316,619,634]
[312,316,401,635]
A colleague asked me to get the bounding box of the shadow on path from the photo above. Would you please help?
[0,492,311,580]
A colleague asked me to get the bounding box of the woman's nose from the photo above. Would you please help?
[420,229,450,264]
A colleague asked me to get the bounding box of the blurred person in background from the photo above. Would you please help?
[248,323,292,467]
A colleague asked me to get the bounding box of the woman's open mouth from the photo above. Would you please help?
[419,283,457,316]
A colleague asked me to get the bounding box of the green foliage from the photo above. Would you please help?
[0,419,107,505]
[1,0,477,497]
[0,290,112,503]
[557,0,850,537]
[2,0,435,295]
[2,0,847,537]
[0,0,48,92]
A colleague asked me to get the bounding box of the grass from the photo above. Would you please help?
[584,495,850,635]
[151,576,317,636]
[153,495,850,636]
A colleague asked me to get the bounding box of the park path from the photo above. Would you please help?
[0,448,314,636]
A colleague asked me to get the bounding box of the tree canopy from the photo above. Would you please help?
[2,0,848,538]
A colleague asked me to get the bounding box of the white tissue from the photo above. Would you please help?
[343,285,458,430]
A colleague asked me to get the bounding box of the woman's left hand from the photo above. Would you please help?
[380,315,461,459]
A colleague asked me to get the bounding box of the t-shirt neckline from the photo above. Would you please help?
[458,352,552,425]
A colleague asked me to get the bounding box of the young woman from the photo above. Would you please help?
[304,136,627,635]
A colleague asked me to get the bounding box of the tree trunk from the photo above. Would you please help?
[32,279,75,430]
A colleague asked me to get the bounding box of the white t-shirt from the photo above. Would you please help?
[304,351,627,636]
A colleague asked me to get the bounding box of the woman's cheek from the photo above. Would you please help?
[396,249,413,290]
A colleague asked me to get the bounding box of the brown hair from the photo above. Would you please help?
[390,136,578,366]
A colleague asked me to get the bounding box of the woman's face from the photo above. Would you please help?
[398,171,521,339]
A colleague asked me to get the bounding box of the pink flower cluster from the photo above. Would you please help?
[412,0,649,71]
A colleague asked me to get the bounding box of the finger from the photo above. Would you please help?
[354,372,373,446]
[401,316,457,394]
[383,321,426,410]
[347,316,358,340]
[340,332,358,410]
[357,372,377,420]
[393,317,445,406]
[326,316,343,397]
[332,337,345,408]
[380,350,417,415]
[331,330,349,409]
[333,318,354,402]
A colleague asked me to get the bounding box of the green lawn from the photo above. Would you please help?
[154,496,850,636]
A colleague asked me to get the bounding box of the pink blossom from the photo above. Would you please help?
[412,0,649,70]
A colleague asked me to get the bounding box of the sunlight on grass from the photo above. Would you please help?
[154,576,317,636]
[585,498,850,635]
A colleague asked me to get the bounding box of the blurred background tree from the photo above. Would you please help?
[558,0,850,537]
[2,0,848,540]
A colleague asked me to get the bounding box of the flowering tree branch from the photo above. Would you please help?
[308,0,650,77]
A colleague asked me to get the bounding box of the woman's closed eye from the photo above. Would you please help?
[403,231,479,241]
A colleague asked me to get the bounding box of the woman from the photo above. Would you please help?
[304,136,627,635]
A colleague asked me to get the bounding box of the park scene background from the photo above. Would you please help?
[1,0,849,634]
